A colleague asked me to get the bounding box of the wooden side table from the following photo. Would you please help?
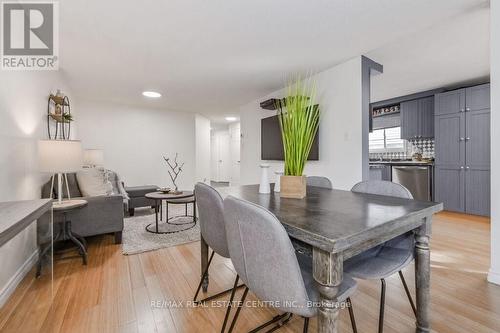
[36,199,88,277]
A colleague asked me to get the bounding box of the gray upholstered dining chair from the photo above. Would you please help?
[346,180,417,333]
[193,183,243,310]
[306,176,332,189]
[223,195,358,333]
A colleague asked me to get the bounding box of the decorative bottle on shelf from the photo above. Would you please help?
[259,164,271,194]
[274,171,283,192]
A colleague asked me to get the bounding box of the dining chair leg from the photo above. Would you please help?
[193,250,215,302]
[378,279,386,333]
[248,312,292,333]
[303,317,309,333]
[346,297,358,333]
[221,275,240,333]
[398,271,417,316]
[227,286,249,333]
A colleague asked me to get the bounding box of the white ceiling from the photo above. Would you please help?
[59,0,489,122]
[368,1,490,102]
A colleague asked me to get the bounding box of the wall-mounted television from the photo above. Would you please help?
[261,115,319,161]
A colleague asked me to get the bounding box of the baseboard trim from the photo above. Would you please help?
[0,249,39,308]
[487,269,500,286]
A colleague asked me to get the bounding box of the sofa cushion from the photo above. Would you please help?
[76,168,113,197]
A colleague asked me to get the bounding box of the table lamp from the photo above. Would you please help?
[83,149,104,167]
[38,140,83,204]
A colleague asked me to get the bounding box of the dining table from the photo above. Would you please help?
[200,184,443,333]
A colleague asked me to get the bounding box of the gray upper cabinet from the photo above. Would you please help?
[434,83,490,216]
[400,100,419,139]
[434,89,465,115]
[419,97,434,138]
[466,84,490,112]
[466,109,490,169]
[400,96,434,139]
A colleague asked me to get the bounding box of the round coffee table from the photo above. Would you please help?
[145,191,197,234]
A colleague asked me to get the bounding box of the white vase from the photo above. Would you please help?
[259,164,271,194]
[274,171,283,192]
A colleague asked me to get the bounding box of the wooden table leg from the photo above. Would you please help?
[415,217,432,333]
[200,235,210,292]
[313,247,343,333]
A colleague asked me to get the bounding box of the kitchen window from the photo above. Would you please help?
[369,126,405,152]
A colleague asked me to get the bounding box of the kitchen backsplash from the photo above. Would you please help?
[408,138,435,158]
[369,137,435,160]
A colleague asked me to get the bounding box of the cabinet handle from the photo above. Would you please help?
[465,137,470,141]
[465,107,471,112]
[460,109,465,112]
[466,166,470,170]
[460,166,464,169]
[459,137,465,141]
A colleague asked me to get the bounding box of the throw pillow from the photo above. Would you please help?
[76,168,113,197]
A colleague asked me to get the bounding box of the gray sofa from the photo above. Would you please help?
[40,172,125,244]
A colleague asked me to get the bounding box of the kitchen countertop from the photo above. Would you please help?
[369,160,434,166]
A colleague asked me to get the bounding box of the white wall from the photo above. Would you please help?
[488,2,500,286]
[77,101,196,190]
[0,71,72,305]
[239,57,363,190]
[195,114,211,183]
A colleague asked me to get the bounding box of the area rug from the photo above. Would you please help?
[122,206,200,255]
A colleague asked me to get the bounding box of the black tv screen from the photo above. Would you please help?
[261,115,319,160]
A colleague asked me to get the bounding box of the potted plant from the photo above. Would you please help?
[277,77,320,199]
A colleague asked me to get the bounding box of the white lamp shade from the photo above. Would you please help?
[38,140,83,173]
[83,149,104,166]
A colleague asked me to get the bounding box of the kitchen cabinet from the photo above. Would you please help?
[400,96,434,139]
[369,164,391,181]
[434,83,490,216]
[434,166,465,212]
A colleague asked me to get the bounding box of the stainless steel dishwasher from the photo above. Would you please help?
[391,165,432,201]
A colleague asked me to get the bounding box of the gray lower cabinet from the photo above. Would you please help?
[401,96,434,139]
[434,83,490,216]
[465,169,490,216]
[369,165,391,181]
[434,166,465,213]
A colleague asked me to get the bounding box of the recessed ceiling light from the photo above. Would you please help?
[142,91,161,98]
[225,117,237,121]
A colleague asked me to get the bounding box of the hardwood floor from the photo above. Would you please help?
[0,211,499,333]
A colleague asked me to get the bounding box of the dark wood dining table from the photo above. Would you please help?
[200,184,443,333]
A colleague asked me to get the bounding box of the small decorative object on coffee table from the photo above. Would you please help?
[163,153,184,194]
[145,191,197,234]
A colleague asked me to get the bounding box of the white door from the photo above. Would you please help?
[229,123,241,185]
[210,133,218,181]
[217,132,230,182]
[210,131,230,182]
